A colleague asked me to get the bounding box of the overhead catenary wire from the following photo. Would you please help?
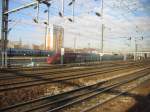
[8,0,137,39]
[103,1,143,36]
[8,9,133,47]
[8,0,147,47]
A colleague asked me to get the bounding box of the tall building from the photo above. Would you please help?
[46,25,64,52]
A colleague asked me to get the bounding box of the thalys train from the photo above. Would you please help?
[47,52,100,64]
[47,52,124,64]
[5,48,124,64]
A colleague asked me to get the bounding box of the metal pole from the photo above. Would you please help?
[62,28,64,48]
[47,5,50,26]
[74,37,76,52]
[135,42,138,60]
[134,39,137,61]
[1,0,9,68]
[44,25,47,50]
[101,0,104,54]
[45,5,50,50]
[101,24,104,53]
[99,0,104,62]
[61,0,64,16]
[61,28,64,65]
[72,0,75,22]
[36,1,39,21]
[60,0,64,65]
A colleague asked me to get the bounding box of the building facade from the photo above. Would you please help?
[46,25,64,52]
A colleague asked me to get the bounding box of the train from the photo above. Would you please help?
[6,48,54,57]
[47,52,124,64]
[5,48,124,64]
[47,52,99,64]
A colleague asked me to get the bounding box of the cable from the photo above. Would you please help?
[103,1,143,35]
[9,9,130,44]
[9,0,146,41]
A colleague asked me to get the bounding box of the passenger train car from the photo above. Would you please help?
[5,48,124,64]
[7,48,54,57]
[47,52,124,64]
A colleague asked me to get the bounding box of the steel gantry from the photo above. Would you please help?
[1,0,51,68]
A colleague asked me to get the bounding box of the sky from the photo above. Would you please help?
[0,0,150,53]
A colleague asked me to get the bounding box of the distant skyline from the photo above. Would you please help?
[0,0,150,53]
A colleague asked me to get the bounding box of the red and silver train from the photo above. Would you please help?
[47,52,124,64]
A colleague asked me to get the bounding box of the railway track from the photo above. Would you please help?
[0,60,136,76]
[0,61,130,79]
[0,60,148,82]
[1,61,110,72]
[0,61,149,92]
[47,68,150,112]
[0,60,144,83]
[0,63,123,82]
[1,66,150,112]
[1,60,141,76]
[80,75,150,112]
[0,60,147,82]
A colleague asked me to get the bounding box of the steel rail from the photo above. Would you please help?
[2,61,100,71]
[0,60,146,81]
[0,61,148,84]
[47,70,150,112]
[24,68,150,112]
[0,63,147,92]
[0,62,122,80]
[1,67,149,112]
[0,60,136,76]
[2,60,134,72]
[0,63,125,74]
[81,76,150,112]
[0,61,143,85]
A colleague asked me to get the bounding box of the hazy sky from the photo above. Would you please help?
[0,0,150,52]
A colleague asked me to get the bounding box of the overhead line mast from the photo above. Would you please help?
[1,0,9,68]
[1,0,51,68]
[101,0,104,54]
[99,0,104,61]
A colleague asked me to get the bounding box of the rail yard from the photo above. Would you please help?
[0,59,150,112]
[1,0,150,112]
